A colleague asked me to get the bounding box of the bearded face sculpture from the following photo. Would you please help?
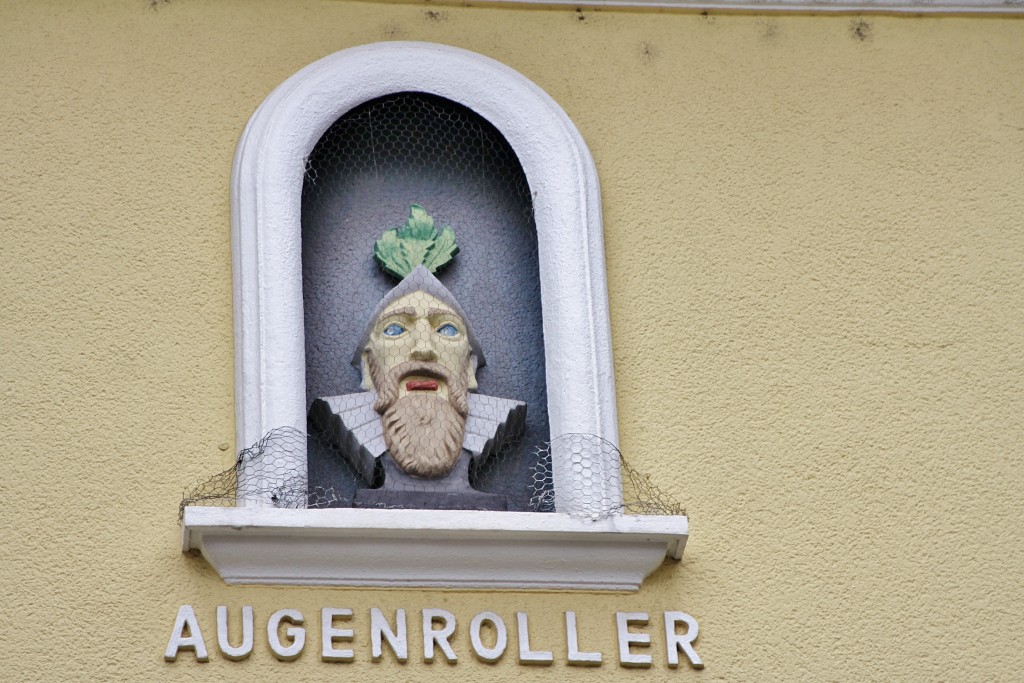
[308,242,525,511]
[363,291,477,479]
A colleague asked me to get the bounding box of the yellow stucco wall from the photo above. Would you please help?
[2,0,1022,680]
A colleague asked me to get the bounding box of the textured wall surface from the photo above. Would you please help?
[2,1,1022,680]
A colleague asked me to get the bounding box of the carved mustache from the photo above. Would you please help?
[387,360,456,389]
[370,356,468,416]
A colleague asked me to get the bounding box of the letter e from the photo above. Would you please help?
[321,608,355,662]
[615,612,652,668]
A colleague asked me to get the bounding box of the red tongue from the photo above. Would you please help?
[406,379,439,391]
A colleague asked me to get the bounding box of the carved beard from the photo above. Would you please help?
[369,355,469,479]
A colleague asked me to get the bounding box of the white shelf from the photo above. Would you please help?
[182,507,688,591]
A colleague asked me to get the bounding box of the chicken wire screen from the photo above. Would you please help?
[181,428,685,520]
[300,92,548,511]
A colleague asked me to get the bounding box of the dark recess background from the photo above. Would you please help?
[301,92,550,510]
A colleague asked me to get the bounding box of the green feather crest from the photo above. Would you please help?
[374,205,460,279]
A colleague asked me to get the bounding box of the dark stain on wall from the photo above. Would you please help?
[382,22,407,39]
[640,41,659,62]
[850,19,873,41]
[424,9,449,21]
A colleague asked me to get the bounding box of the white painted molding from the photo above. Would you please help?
[183,507,687,591]
[428,0,1024,14]
[231,42,619,511]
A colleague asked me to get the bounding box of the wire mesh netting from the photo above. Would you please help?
[529,434,686,518]
[180,428,684,521]
[302,93,534,213]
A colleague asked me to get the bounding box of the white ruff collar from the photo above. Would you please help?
[309,392,526,483]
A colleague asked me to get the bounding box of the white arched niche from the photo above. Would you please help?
[183,43,688,590]
[235,42,617,513]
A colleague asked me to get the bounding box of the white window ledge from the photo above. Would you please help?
[182,508,687,591]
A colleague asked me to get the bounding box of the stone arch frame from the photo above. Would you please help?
[232,42,620,512]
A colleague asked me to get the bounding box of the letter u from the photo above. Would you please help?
[217,605,254,661]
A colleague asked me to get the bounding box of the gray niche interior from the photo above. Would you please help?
[301,92,550,511]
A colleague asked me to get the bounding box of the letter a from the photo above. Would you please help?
[165,605,209,662]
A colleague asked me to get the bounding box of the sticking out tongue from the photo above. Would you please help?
[406,379,439,392]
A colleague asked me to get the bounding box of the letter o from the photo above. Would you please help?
[469,611,507,663]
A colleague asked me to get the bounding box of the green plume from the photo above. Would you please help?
[374,205,460,279]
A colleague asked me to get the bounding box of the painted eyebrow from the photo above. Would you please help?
[428,308,459,320]
[382,306,417,318]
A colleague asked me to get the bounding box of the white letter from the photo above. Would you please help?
[371,608,408,663]
[516,612,553,665]
[469,611,507,663]
[616,612,652,668]
[216,605,253,661]
[422,608,457,663]
[164,605,209,662]
[267,608,305,661]
[565,611,602,666]
[321,608,354,662]
[664,611,704,669]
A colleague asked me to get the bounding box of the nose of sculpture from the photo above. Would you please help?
[410,337,438,362]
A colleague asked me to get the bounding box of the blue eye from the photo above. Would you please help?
[383,323,406,337]
[436,323,459,337]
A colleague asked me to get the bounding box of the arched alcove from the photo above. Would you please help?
[183,43,687,590]
[231,42,619,513]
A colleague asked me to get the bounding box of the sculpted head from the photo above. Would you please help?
[355,267,483,479]
[361,291,478,405]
